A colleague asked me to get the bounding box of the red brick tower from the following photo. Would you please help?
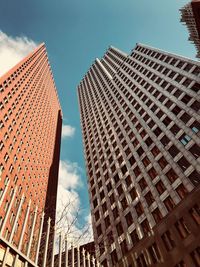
[0,43,62,262]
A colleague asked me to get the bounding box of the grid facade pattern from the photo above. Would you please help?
[0,44,62,259]
[77,44,200,266]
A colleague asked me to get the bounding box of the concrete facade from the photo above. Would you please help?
[180,0,200,58]
[77,43,200,266]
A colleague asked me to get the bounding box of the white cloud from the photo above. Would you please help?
[62,124,75,138]
[0,30,37,77]
[56,160,93,247]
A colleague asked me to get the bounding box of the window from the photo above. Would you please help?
[141,219,150,236]
[97,224,102,236]
[125,175,132,187]
[148,167,158,180]
[113,206,119,219]
[121,165,128,175]
[151,146,160,157]
[158,156,168,169]
[190,247,200,267]
[138,178,147,191]
[130,187,137,200]
[181,94,192,104]
[191,82,200,93]
[174,261,187,267]
[155,180,166,195]
[166,168,178,183]
[142,156,150,167]
[189,204,200,225]
[95,210,100,221]
[164,196,175,212]
[177,156,190,171]
[107,182,112,192]
[129,155,135,166]
[152,208,163,223]
[190,100,200,112]
[190,121,200,133]
[188,170,200,186]
[125,212,133,227]
[170,124,180,135]
[121,197,128,209]
[144,191,154,206]
[137,147,144,157]
[172,107,181,119]
[133,166,141,177]
[176,184,188,200]
[116,222,123,236]
[130,229,139,245]
[189,144,200,159]
[180,112,191,124]
[179,134,191,146]
[148,243,161,264]
[160,135,170,146]
[161,230,175,251]
[100,190,105,200]
[120,239,128,254]
[145,137,153,147]
[102,202,107,213]
[135,202,144,217]
[113,173,120,184]
[99,241,105,255]
[110,194,115,205]
[111,250,118,265]
[93,198,98,209]
[168,145,179,158]
[105,216,110,228]
[136,253,148,267]
[125,147,131,156]
[175,218,190,239]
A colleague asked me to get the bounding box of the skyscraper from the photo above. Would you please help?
[180,0,200,58]
[78,44,200,267]
[0,43,62,263]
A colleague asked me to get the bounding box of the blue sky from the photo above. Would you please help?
[0,0,196,238]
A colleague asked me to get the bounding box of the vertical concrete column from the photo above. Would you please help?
[27,206,38,258]
[35,211,45,265]
[87,252,91,267]
[71,242,74,267]
[9,193,24,242]
[65,236,68,267]
[58,232,62,267]
[82,248,86,267]
[0,180,10,206]
[92,256,96,267]
[13,200,31,267]
[13,199,31,267]
[42,217,51,267]
[0,186,17,235]
[50,225,56,267]
[77,245,80,267]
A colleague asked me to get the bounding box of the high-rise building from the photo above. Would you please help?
[180,0,200,58]
[77,43,200,267]
[0,43,62,263]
